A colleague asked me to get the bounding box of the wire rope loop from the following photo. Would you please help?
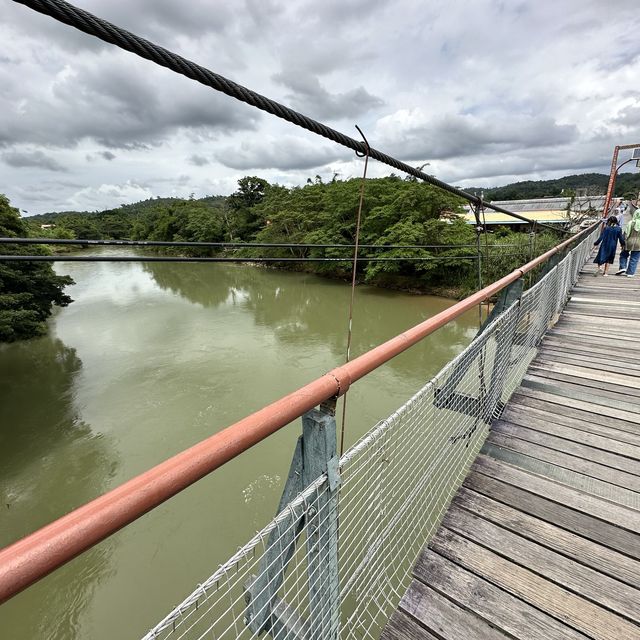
[354,125,371,158]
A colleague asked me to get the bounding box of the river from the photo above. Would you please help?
[0,249,479,639]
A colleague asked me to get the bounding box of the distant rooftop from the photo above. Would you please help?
[462,195,607,225]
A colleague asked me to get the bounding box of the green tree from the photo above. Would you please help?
[0,195,74,342]
[226,176,270,239]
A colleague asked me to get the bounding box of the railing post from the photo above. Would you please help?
[434,277,524,418]
[245,438,306,638]
[244,401,341,640]
[478,277,524,335]
[302,402,341,640]
[483,285,522,421]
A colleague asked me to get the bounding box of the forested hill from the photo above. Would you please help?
[29,172,640,228]
[464,172,640,201]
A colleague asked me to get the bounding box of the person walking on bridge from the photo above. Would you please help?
[616,208,640,277]
[593,216,625,276]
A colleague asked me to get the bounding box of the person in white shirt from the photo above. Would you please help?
[616,201,627,229]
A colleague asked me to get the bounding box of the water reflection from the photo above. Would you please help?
[0,336,118,639]
[143,261,477,382]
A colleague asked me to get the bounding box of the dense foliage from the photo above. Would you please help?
[24,175,563,296]
[0,195,74,342]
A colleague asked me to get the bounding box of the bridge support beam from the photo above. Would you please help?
[244,402,340,640]
[434,277,524,423]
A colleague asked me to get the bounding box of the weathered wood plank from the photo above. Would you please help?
[541,326,637,356]
[398,579,510,640]
[472,455,640,533]
[570,296,640,308]
[430,528,640,640]
[526,365,640,401]
[453,487,640,589]
[570,295,640,304]
[549,334,640,354]
[564,305,640,321]
[511,386,640,424]
[562,282,628,292]
[491,418,640,467]
[441,507,640,622]
[381,611,440,640]
[568,302,640,309]
[414,550,590,640]
[530,358,640,388]
[547,327,640,350]
[558,316,640,335]
[537,346,640,373]
[558,309,640,323]
[507,392,640,434]
[570,292,640,303]
[521,373,640,415]
[540,336,638,362]
[533,353,640,383]
[540,336,640,360]
[464,471,640,559]
[501,401,640,447]
[565,302,640,317]
[483,442,640,511]
[486,429,640,491]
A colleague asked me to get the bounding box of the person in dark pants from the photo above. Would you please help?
[617,209,640,277]
[593,216,625,276]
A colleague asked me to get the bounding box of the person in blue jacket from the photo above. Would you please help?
[593,216,625,276]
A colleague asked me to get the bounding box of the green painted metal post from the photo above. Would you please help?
[302,405,341,640]
[245,403,340,640]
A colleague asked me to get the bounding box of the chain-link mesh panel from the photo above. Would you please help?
[143,229,597,640]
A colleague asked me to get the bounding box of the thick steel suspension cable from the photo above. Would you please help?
[12,0,567,234]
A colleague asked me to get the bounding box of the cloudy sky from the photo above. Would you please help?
[2,0,640,214]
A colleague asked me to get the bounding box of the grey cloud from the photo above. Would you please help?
[2,150,67,172]
[442,141,613,185]
[189,154,210,166]
[87,151,117,161]
[377,111,579,162]
[15,191,61,204]
[0,52,259,150]
[612,105,640,127]
[5,0,267,53]
[216,136,347,171]
[273,69,384,120]
[276,0,385,74]
[303,0,388,24]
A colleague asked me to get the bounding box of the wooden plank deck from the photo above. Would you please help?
[382,260,640,640]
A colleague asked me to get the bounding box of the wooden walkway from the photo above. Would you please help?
[382,262,640,640]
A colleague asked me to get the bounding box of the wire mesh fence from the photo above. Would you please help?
[142,228,597,640]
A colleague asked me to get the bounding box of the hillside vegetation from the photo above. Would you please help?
[465,172,640,201]
[6,169,620,341]
[22,175,560,296]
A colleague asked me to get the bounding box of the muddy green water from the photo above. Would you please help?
[0,249,478,639]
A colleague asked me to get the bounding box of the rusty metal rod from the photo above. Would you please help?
[0,223,596,604]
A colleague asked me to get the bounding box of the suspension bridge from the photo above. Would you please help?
[2,1,640,638]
